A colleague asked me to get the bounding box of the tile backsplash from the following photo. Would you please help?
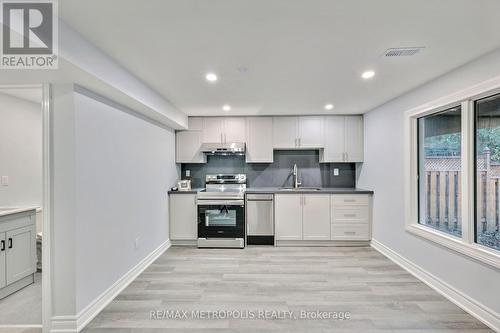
[181,150,356,188]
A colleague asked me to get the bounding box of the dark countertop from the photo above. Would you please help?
[168,187,373,195]
[245,187,374,194]
[168,188,203,194]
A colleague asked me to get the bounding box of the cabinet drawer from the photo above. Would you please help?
[331,224,369,240]
[332,207,369,224]
[332,195,369,206]
[0,214,34,233]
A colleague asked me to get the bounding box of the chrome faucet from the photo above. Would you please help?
[293,163,302,189]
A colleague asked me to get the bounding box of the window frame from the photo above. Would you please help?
[405,80,500,270]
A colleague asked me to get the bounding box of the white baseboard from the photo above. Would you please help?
[371,239,500,332]
[50,239,171,333]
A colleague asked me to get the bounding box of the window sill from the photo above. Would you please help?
[406,224,500,270]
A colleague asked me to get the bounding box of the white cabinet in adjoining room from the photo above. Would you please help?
[6,225,36,285]
[0,210,37,299]
[169,193,198,242]
[0,233,5,289]
[176,130,206,163]
[275,194,303,240]
[246,117,274,163]
[272,117,297,149]
[302,194,330,240]
[321,115,363,163]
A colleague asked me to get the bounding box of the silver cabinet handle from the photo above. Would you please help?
[298,138,301,147]
[345,152,348,161]
[224,133,227,143]
[303,195,306,205]
[344,199,356,203]
[344,214,356,218]
[344,231,356,235]
[220,133,223,143]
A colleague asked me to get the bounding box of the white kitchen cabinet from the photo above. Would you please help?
[202,117,224,143]
[298,116,324,148]
[246,117,273,163]
[272,117,297,149]
[0,210,36,299]
[6,225,36,285]
[0,233,5,289]
[275,194,303,240]
[322,116,345,162]
[321,115,363,163]
[330,194,371,241]
[169,193,198,241]
[344,116,364,162]
[302,194,330,240]
[273,116,323,149]
[176,130,206,163]
[188,117,203,131]
[276,193,330,241]
[202,117,246,143]
[224,117,246,143]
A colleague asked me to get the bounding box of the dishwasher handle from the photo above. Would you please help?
[246,194,274,201]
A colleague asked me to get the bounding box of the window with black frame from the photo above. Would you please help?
[417,106,462,237]
[475,93,500,251]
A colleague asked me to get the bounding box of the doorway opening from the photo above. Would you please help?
[0,84,50,333]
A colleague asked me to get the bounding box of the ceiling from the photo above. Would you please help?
[60,0,500,116]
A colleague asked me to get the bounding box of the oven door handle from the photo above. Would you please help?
[197,200,244,206]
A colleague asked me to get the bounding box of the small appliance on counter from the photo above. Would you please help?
[177,179,192,191]
[197,174,246,248]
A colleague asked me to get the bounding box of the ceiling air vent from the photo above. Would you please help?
[384,47,424,57]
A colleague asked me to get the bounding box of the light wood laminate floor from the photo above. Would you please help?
[83,246,492,333]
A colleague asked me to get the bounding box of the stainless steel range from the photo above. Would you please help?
[197,174,246,248]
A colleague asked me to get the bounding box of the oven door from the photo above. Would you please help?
[197,200,245,238]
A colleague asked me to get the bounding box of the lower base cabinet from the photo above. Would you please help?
[0,211,36,299]
[302,194,330,240]
[169,193,198,242]
[275,193,372,244]
[275,194,302,240]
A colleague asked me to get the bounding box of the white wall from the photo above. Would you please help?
[358,48,500,316]
[0,92,42,207]
[72,89,178,312]
[49,85,179,325]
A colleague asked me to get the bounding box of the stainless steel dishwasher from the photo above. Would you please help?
[246,193,274,245]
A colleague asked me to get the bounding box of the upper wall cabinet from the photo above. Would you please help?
[176,130,206,163]
[320,116,363,163]
[246,117,273,163]
[273,116,324,149]
[202,117,246,143]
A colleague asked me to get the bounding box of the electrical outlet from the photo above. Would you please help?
[134,237,141,250]
[333,168,339,176]
[186,170,191,177]
[1,176,8,186]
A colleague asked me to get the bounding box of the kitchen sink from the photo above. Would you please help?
[278,187,322,191]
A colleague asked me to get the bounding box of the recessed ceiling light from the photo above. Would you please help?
[222,105,231,111]
[361,70,375,79]
[324,104,334,110]
[205,73,218,82]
